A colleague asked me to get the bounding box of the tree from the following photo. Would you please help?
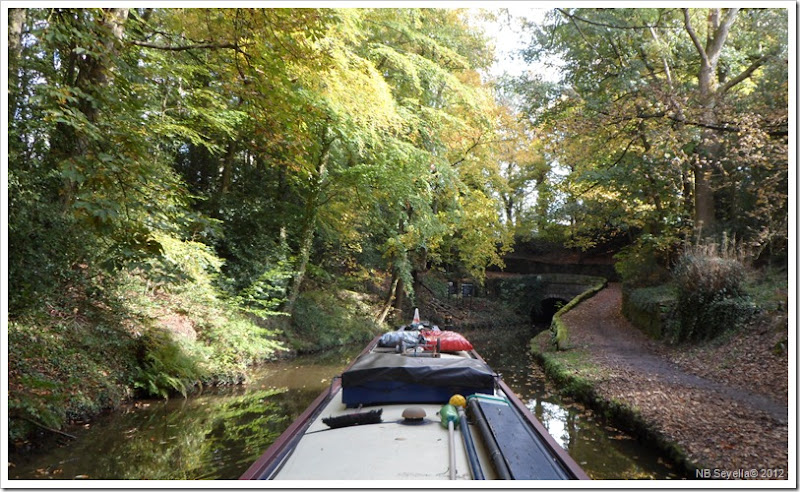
[9,7,515,324]
[492,103,549,237]
[516,7,788,256]
[8,8,198,312]
[330,7,514,299]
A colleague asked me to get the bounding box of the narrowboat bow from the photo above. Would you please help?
[241,315,589,481]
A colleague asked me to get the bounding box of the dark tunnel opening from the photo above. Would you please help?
[531,297,570,323]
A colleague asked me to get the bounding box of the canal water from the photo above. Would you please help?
[8,326,682,480]
[461,326,683,480]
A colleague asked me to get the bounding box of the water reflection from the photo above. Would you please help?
[9,328,683,480]
[539,400,569,449]
[8,348,362,480]
[462,325,683,480]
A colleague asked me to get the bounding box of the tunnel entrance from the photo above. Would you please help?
[531,297,569,323]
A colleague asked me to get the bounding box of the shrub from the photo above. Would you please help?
[674,254,745,295]
[121,233,286,386]
[194,314,285,384]
[670,242,757,342]
[289,290,383,352]
[614,235,676,287]
[134,328,205,398]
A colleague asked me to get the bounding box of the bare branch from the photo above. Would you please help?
[450,136,516,167]
[556,8,665,30]
[683,9,709,66]
[13,415,77,440]
[597,108,788,137]
[130,40,244,52]
[719,52,773,95]
[567,13,601,57]
[648,26,673,88]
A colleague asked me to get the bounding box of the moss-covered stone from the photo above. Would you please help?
[548,279,607,350]
[621,284,677,339]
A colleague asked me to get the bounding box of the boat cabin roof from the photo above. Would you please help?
[252,343,586,481]
[271,390,497,480]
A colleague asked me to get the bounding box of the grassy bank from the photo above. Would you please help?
[8,283,386,449]
[7,270,285,448]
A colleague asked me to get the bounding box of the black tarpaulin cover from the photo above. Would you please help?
[341,353,496,388]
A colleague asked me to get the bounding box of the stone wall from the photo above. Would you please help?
[620,285,677,340]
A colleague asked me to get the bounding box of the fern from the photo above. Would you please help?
[134,328,204,399]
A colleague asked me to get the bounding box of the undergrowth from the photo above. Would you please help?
[622,237,784,344]
[8,308,140,444]
[8,234,286,447]
[285,289,384,353]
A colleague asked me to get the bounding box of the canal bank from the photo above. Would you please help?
[460,326,684,479]
[530,283,789,479]
[9,325,684,480]
[7,346,365,480]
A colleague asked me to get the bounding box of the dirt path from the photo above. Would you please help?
[559,283,788,474]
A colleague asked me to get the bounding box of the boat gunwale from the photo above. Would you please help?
[470,349,591,480]
[241,332,591,480]
[238,334,382,480]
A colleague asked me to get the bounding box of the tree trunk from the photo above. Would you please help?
[54,8,130,210]
[683,8,738,234]
[693,160,716,232]
[694,67,720,231]
[220,141,235,195]
[377,271,400,325]
[504,196,514,227]
[411,268,422,307]
[219,97,244,195]
[284,132,332,315]
[8,8,25,118]
[393,277,406,315]
[410,244,429,303]
[74,8,129,113]
[638,130,664,234]
[285,208,315,313]
[682,168,694,221]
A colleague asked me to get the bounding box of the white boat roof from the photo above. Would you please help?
[272,350,499,480]
[254,345,586,481]
[273,390,498,480]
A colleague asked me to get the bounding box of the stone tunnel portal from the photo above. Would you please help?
[532,297,569,323]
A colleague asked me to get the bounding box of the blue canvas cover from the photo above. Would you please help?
[341,353,496,407]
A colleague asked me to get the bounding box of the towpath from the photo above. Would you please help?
[555,283,788,475]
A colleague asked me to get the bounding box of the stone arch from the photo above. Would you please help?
[531,297,570,323]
